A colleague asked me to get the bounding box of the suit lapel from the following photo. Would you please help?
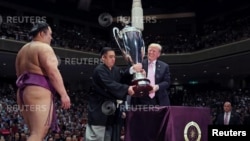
[143,59,148,76]
[155,61,160,83]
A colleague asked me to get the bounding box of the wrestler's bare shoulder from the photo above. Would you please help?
[16,42,52,77]
[18,42,52,56]
[24,41,51,50]
[30,41,51,47]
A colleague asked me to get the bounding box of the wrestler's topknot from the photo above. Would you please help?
[29,21,49,38]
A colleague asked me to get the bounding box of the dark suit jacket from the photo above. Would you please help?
[215,112,241,125]
[243,115,250,125]
[131,59,171,106]
[87,64,132,126]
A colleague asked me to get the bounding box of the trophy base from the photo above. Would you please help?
[131,79,153,97]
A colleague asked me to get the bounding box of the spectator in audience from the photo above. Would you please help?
[71,134,77,141]
[46,137,54,141]
[15,22,71,141]
[85,47,140,141]
[20,132,26,141]
[65,136,72,141]
[11,132,20,141]
[215,101,241,125]
[0,135,5,141]
[10,122,18,136]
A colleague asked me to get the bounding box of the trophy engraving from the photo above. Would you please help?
[113,26,153,97]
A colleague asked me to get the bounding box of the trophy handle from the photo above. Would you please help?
[113,27,133,64]
[141,38,146,61]
[113,27,124,53]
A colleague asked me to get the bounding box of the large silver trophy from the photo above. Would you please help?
[113,25,153,97]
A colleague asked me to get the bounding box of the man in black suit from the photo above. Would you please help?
[131,43,171,106]
[243,114,250,125]
[85,47,142,141]
[215,101,241,125]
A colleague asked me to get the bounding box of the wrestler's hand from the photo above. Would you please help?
[61,95,71,109]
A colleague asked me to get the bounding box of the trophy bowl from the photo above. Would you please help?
[113,25,153,97]
[131,72,152,97]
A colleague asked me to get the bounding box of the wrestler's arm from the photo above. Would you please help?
[38,44,68,98]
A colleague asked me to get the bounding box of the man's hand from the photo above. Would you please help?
[149,85,159,93]
[121,112,126,119]
[132,63,143,72]
[61,95,71,109]
[128,85,135,96]
[141,69,146,77]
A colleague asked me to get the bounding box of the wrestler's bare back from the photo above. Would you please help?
[16,41,56,77]
[15,41,58,105]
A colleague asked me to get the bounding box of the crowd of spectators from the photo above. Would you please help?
[1,80,250,140]
[144,15,250,54]
[1,7,250,55]
[0,22,107,54]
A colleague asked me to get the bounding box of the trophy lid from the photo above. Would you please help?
[121,25,141,33]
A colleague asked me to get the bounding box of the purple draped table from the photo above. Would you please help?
[124,106,212,141]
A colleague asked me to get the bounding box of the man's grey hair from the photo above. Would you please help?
[148,43,162,52]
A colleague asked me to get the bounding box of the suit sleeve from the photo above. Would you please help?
[158,63,171,91]
[120,66,133,85]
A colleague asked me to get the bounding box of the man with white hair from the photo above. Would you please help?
[131,43,171,106]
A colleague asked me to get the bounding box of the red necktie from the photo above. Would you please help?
[148,62,155,98]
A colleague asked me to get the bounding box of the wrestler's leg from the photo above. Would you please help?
[16,89,30,130]
[22,86,53,141]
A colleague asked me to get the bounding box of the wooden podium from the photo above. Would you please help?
[124,106,212,141]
